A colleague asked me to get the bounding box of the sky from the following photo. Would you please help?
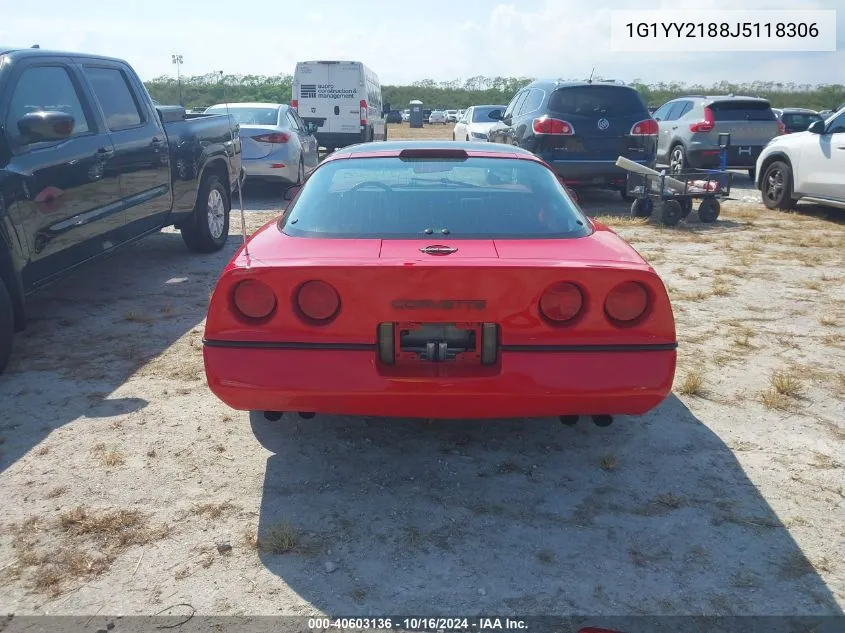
[0,0,842,86]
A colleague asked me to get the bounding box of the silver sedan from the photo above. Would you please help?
[204,102,319,184]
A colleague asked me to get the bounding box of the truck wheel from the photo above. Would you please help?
[630,198,653,217]
[0,278,14,375]
[761,161,796,211]
[181,174,230,253]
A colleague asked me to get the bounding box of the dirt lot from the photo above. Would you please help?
[1,122,843,617]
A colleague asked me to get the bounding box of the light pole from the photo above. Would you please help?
[171,54,183,106]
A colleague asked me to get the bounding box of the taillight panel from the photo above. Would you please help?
[604,281,651,325]
[252,132,290,144]
[629,118,658,136]
[533,115,575,136]
[232,279,277,320]
[689,106,715,133]
[539,282,584,325]
[294,280,341,324]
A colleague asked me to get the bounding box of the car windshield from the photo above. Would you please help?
[472,106,504,122]
[280,155,592,239]
[781,112,822,130]
[205,106,280,126]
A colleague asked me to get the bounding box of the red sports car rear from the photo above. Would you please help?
[203,142,677,420]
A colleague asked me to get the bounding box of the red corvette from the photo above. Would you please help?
[203,142,677,423]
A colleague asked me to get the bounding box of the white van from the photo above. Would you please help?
[292,60,387,152]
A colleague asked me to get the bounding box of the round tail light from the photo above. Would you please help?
[539,282,583,323]
[605,281,649,323]
[296,280,340,322]
[233,279,277,319]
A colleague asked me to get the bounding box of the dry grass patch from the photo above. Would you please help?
[46,486,68,499]
[190,502,238,521]
[801,280,823,291]
[676,371,705,396]
[92,443,125,468]
[590,215,648,228]
[8,507,171,596]
[123,310,155,325]
[818,314,838,327]
[674,289,712,302]
[711,278,734,297]
[259,523,298,554]
[599,455,618,471]
[770,370,804,398]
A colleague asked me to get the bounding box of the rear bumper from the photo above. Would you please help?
[203,344,676,419]
[686,144,766,170]
[537,156,656,188]
[316,131,365,150]
[243,155,298,183]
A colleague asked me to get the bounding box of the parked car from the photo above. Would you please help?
[203,142,677,422]
[488,80,657,199]
[0,46,243,374]
[652,95,781,180]
[452,105,507,141]
[774,108,824,134]
[445,109,459,123]
[429,110,447,124]
[205,103,317,185]
[422,109,433,120]
[402,109,410,122]
[291,60,386,151]
[385,109,403,124]
[756,107,845,211]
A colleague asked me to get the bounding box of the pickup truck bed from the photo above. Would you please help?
[0,47,243,373]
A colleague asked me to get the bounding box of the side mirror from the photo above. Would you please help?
[487,109,503,121]
[17,111,75,143]
[283,184,301,201]
[808,120,825,134]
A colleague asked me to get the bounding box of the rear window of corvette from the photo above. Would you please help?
[280,156,593,240]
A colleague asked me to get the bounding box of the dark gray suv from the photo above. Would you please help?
[653,95,782,179]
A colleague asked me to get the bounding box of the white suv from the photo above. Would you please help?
[756,107,845,211]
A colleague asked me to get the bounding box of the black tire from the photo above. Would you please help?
[383,126,388,141]
[0,278,14,375]
[761,160,796,210]
[747,168,756,182]
[680,197,694,217]
[669,144,687,174]
[181,174,230,253]
[698,198,721,223]
[466,135,470,142]
[452,133,455,141]
[296,158,305,185]
[659,200,683,226]
[630,198,653,217]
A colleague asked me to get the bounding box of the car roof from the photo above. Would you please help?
[0,46,128,64]
[324,140,541,162]
[527,79,638,93]
[207,102,285,109]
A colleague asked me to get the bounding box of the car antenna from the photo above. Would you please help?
[219,70,250,267]
[588,67,595,83]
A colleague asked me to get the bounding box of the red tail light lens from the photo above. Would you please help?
[539,282,583,323]
[776,119,786,134]
[296,280,341,322]
[290,99,298,111]
[630,118,658,135]
[233,279,277,320]
[605,281,649,323]
[252,132,290,143]
[360,99,368,126]
[689,106,714,133]
[533,116,574,135]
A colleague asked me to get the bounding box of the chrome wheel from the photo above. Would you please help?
[669,146,685,174]
[206,188,225,239]
[764,167,784,204]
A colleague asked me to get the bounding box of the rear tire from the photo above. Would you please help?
[630,198,653,218]
[181,174,230,253]
[698,198,721,223]
[761,160,796,210]
[669,144,687,174]
[659,200,683,226]
[0,278,14,375]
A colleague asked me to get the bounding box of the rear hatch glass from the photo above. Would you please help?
[544,85,650,157]
[706,100,778,147]
[709,100,775,121]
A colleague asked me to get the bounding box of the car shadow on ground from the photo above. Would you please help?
[0,230,242,474]
[251,397,842,615]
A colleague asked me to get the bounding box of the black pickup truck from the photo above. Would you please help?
[0,47,243,373]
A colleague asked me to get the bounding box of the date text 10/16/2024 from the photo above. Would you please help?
[307,617,533,631]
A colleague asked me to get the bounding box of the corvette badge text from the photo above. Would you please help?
[392,299,487,310]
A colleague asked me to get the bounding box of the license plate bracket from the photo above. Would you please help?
[395,322,481,365]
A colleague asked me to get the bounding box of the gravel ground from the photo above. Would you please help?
[1,124,843,617]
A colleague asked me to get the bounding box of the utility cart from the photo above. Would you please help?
[624,133,733,226]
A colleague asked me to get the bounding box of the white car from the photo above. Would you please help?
[428,110,447,124]
[402,109,410,122]
[445,109,458,123]
[756,107,845,211]
[452,104,507,142]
